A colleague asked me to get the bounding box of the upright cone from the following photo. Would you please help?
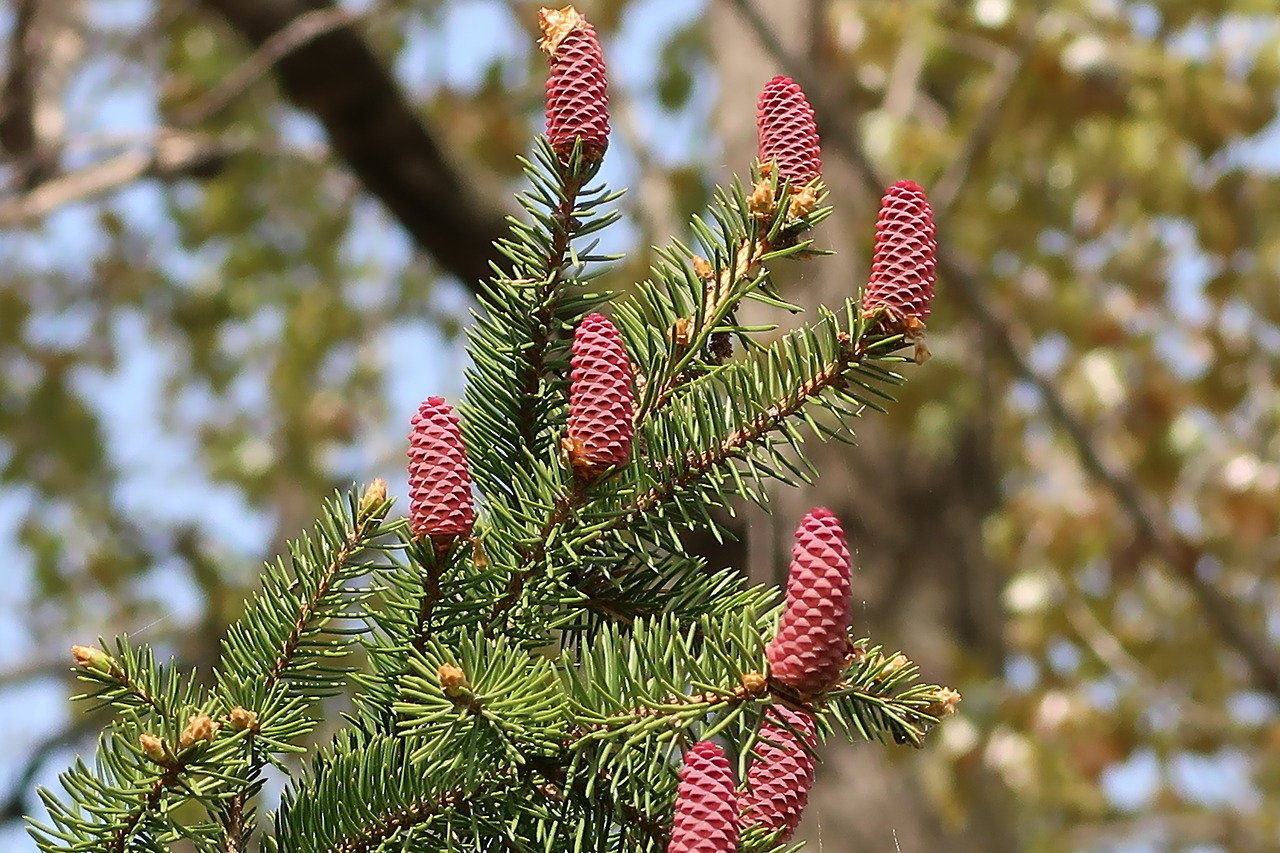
[566,313,634,478]
[756,75,822,185]
[765,508,853,695]
[738,705,818,840]
[667,741,738,853]
[862,180,937,335]
[540,6,610,167]
[407,396,475,549]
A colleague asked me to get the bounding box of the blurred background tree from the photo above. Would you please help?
[1,1,1278,851]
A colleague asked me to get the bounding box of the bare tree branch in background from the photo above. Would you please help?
[176,6,363,127]
[931,11,1037,216]
[0,0,55,186]
[196,0,507,290]
[0,131,281,226]
[723,0,1280,701]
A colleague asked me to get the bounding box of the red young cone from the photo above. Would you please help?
[765,508,853,695]
[407,396,475,548]
[540,6,610,166]
[567,313,634,476]
[756,75,822,185]
[668,741,738,853]
[862,180,937,334]
[738,705,818,841]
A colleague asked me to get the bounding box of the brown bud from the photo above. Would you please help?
[358,478,388,521]
[926,686,962,718]
[884,653,911,675]
[671,317,692,348]
[691,255,713,281]
[739,671,768,696]
[747,180,775,219]
[438,662,470,698]
[787,184,818,219]
[227,706,259,732]
[179,714,219,749]
[71,644,110,672]
[139,733,167,764]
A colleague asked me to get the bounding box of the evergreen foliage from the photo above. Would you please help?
[28,10,955,851]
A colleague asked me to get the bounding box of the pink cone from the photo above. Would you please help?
[862,180,937,331]
[668,741,738,853]
[407,396,475,548]
[766,508,853,695]
[540,7,610,166]
[567,313,634,474]
[739,705,818,840]
[756,75,822,185]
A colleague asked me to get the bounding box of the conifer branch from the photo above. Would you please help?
[636,335,852,514]
[37,16,961,849]
[214,487,393,850]
[515,177,590,449]
[632,177,829,426]
[103,755,196,853]
[634,234,770,421]
[71,644,171,721]
[268,503,384,687]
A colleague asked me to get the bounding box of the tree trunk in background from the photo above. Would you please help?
[707,4,1019,850]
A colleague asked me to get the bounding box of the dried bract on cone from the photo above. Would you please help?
[407,396,475,550]
[738,705,818,841]
[540,6,610,167]
[756,75,821,186]
[861,180,937,336]
[766,508,853,695]
[668,741,739,853]
[566,313,634,479]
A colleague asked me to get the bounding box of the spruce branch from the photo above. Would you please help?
[212,485,394,849]
[28,712,247,852]
[217,486,393,709]
[461,140,622,501]
[69,640,186,722]
[628,174,831,425]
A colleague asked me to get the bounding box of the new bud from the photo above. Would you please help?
[358,478,388,522]
[179,714,219,749]
[71,644,110,673]
[139,733,168,764]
